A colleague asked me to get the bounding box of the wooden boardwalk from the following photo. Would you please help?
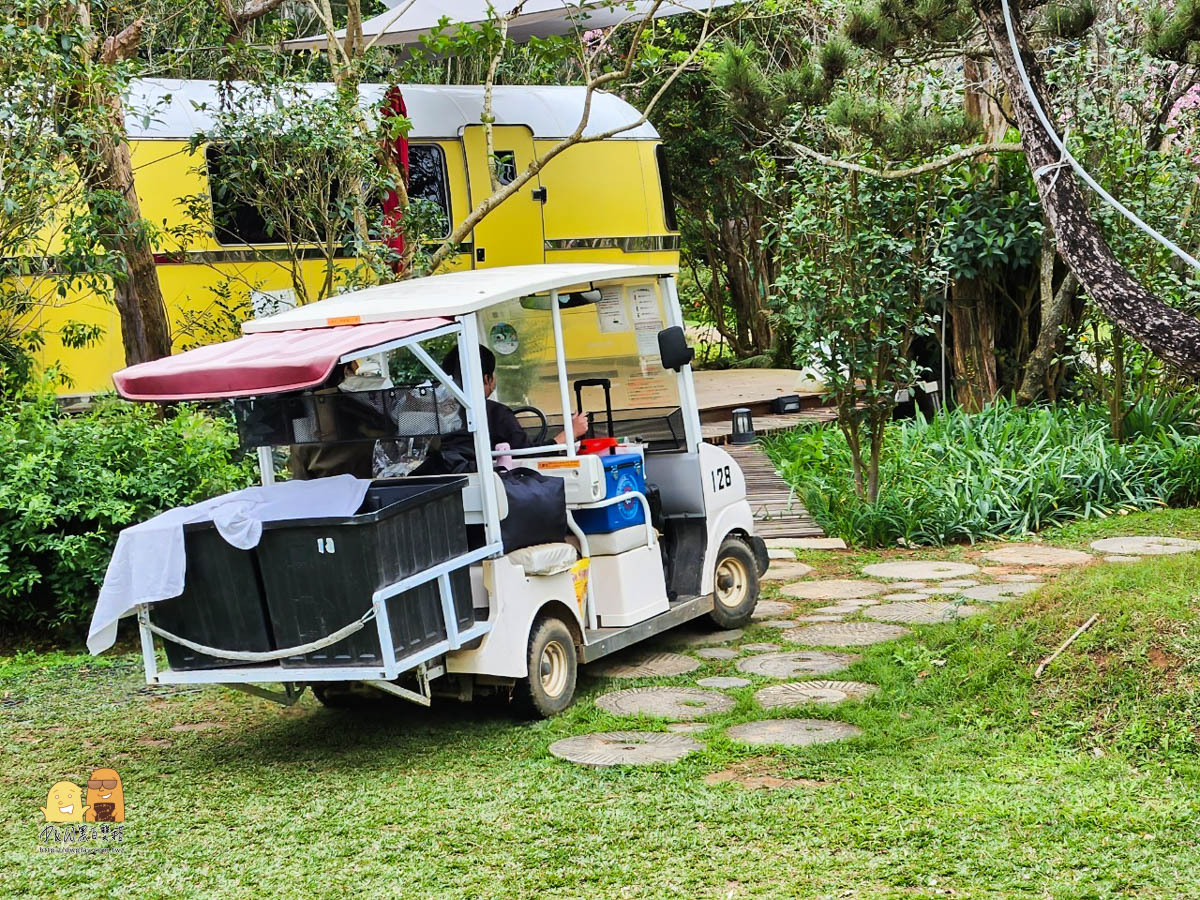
[723,441,824,539]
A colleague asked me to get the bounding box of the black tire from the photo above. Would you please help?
[311,682,379,708]
[708,537,759,629]
[516,616,578,718]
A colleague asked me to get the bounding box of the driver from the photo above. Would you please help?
[418,346,587,473]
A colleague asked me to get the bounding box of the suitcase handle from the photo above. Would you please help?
[573,378,614,438]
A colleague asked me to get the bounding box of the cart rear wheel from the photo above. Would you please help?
[517,616,578,718]
[709,537,759,629]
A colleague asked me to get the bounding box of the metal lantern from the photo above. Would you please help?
[730,407,755,444]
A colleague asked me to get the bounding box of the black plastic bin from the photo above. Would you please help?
[257,478,475,668]
[148,525,275,671]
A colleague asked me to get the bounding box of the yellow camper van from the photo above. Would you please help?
[31,79,680,394]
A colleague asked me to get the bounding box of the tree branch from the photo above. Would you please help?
[781,139,1026,179]
[99,18,144,63]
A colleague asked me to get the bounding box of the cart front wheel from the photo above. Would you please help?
[709,537,759,629]
[517,616,578,718]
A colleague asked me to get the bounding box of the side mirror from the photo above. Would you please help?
[657,326,694,372]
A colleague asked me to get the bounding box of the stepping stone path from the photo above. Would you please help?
[983,545,1092,566]
[782,580,886,601]
[864,601,983,624]
[550,732,703,767]
[696,647,739,660]
[697,676,751,689]
[758,619,801,629]
[751,600,796,620]
[737,650,860,678]
[766,537,848,550]
[596,687,736,720]
[742,643,780,652]
[893,582,928,590]
[994,573,1042,583]
[755,680,878,708]
[917,586,961,596]
[726,719,862,747]
[669,629,744,647]
[1089,536,1200,556]
[795,615,847,623]
[768,549,796,561]
[590,651,700,679]
[862,561,979,580]
[785,622,912,647]
[666,722,709,734]
[940,579,979,588]
[813,604,869,615]
[959,582,1040,603]
[883,592,927,601]
[761,562,815,581]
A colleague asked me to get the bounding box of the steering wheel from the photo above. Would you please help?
[510,405,549,445]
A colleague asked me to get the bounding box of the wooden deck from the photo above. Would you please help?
[724,442,824,539]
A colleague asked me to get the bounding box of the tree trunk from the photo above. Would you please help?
[1016,238,1077,404]
[948,277,999,411]
[69,90,172,367]
[974,0,1200,377]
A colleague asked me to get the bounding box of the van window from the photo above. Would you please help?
[408,144,452,237]
[206,143,453,246]
[655,145,678,233]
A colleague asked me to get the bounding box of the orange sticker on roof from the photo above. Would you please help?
[327,315,362,326]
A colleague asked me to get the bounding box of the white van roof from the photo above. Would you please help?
[241,263,677,333]
[123,79,660,141]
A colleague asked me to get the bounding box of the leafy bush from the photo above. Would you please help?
[0,390,256,637]
[764,398,1200,547]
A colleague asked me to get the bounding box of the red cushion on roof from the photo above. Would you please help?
[113,318,451,401]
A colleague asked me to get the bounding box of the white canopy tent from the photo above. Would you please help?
[283,0,736,52]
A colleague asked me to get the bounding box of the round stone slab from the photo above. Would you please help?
[983,545,1092,566]
[864,601,983,624]
[697,676,751,689]
[784,622,912,647]
[589,651,701,678]
[669,629,744,647]
[596,687,736,720]
[940,579,980,588]
[758,619,801,629]
[696,647,739,660]
[755,680,878,708]
[882,592,927,601]
[795,615,847,623]
[917,586,961,596]
[782,580,886,601]
[666,722,710,734]
[550,731,703,767]
[761,561,815,582]
[1090,536,1200,556]
[994,573,1042,583]
[742,642,780,652]
[726,718,863,747]
[737,650,860,678]
[752,600,796,620]
[960,582,1040,603]
[862,560,979,580]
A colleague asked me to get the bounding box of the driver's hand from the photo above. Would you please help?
[570,412,590,439]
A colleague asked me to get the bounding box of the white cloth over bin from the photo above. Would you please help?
[87,475,371,655]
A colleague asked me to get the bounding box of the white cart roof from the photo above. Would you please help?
[242,263,677,333]
[124,79,659,141]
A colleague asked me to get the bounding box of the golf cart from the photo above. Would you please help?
[102,263,767,715]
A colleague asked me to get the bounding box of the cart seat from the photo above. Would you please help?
[572,524,657,557]
[506,542,578,577]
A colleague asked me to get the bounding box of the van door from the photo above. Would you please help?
[461,125,545,268]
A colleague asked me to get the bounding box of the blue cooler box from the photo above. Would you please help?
[573,453,647,534]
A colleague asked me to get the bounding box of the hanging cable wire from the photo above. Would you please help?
[999,0,1200,273]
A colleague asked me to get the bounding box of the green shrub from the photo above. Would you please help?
[0,389,256,637]
[763,398,1200,547]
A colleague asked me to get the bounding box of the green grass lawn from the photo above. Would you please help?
[3,509,1200,899]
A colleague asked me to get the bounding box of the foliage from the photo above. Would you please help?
[0,387,255,635]
[764,397,1200,547]
[771,153,943,502]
